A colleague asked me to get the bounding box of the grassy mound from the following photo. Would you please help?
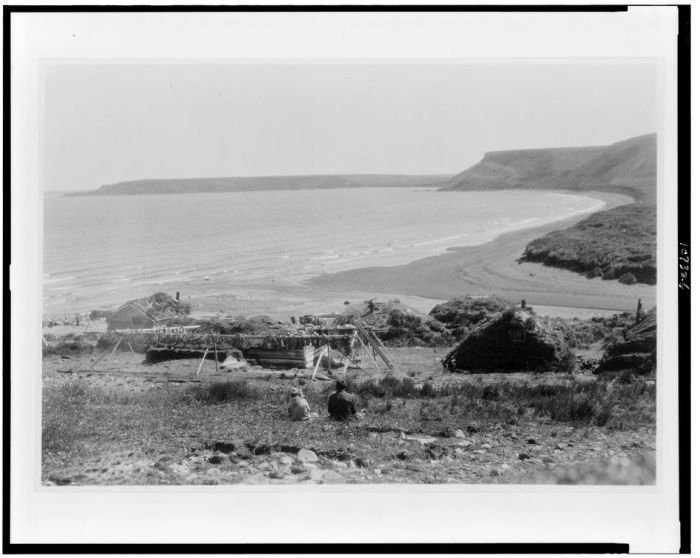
[195,315,289,336]
[443,307,575,373]
[429,296,513,340]
[520,204,656,285]
[334,300,452,347]
[130,292,192,318]
[596,308,656,376]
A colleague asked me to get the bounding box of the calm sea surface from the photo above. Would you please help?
[44,188,604,314]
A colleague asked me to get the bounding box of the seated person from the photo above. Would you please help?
[327,380,357,421]
[288,388,312,421]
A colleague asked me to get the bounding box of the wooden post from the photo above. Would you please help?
[196,345,210,376]
[109,337,123,359]
[91,337,122,370]
[311,346,324,381]
[212,335,220,373]
[326,345,331,373]
[355,334,381,373]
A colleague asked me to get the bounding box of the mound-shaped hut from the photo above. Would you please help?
[334,299,451,347]
[107,303,157,331]
[442,307,574,372]
[595,308,656,375]
[107,292,190,331]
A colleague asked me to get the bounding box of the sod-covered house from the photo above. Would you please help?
[107,303,157,331]
[442,307,573,373]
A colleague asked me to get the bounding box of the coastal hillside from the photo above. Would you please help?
[75,174,450,195]
[520,204,657,285]
[443,133,657,285]
[444,134,656,202]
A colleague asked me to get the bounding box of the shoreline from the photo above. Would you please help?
[43,190,654,320]
[308,191,655,313]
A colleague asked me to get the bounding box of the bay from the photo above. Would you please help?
[43,187,604,314]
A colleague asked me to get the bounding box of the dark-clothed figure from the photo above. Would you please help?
[327,380,357,420]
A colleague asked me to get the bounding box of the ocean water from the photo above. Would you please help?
[43,188,604,314]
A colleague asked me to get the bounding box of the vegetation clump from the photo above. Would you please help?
[196,315,287,336]
[429,295,513,340]
[43,334,95,357]
[520,204,656,285]
[334,300,452,347]
[596,308,656,376]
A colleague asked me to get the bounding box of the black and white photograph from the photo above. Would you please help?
[41,61,659,487]
[7,5,686,551]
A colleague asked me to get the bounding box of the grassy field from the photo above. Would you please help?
[42,348,655,486]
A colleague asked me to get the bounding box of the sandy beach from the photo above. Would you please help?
[167,191,655,323]
[308,192,655,315]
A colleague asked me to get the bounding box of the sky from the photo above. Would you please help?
[42,63,658,191]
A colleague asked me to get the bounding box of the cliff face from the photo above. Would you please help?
[444,134,656,202]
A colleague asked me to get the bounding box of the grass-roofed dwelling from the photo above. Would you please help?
[442,305,574,373]
[106,303,156,331]
[107,292,191,331]
[595,308,656,376]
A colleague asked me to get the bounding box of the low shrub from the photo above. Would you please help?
[185,380,263,404]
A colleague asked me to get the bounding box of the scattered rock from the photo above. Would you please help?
[489,469,500,477]
[555,443,566,451]
[48,475,72,486]
[235,448,252,460]
[453,429,466,439]
[297,449,319,463]
[268,470,286,479]
[457,441,473,448]
[542,456,556,464]
[272,453,293,466]
[373,468,383,475]
[466,424,480,433]
[481,443,492,450]
[309,469,325,482]
[153,456,174,471]
[208,455,223,465]
[518,453,530,460]
[527,438,537,445]
[291,465,308,475]
[475,449,487,455]
[405,435,437,445]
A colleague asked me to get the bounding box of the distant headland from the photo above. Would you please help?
[70,174,451,196]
